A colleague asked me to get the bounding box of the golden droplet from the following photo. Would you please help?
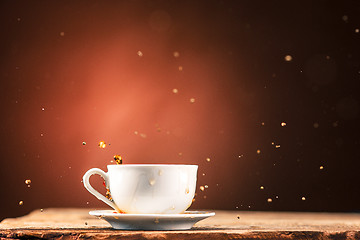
[261,122,265,126]
[137,50,143,57]
[82,141,86,145]
[281,122,287,126]
[204,185,208,189]
[190,98,195,103]
[19,201,24,206]
[98,141,106,149]
[200,186,205,191]
[260,186,264,190]
[178,66,183,71]
[267,198,272,203]
[320,166,324,170]
[284,55,293,62]
[173,51,180,58]
[275,145,281,148]
[206,157,211,162]
[172,88,178,93]
[302,197,306,201]
[25,179,31,185]
[60,32,65,36]
[355,29,359,33]
[256,149,261,154]
[113,155,122,164]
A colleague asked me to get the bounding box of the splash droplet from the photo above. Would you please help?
[172,88,178,93]
[256,149,261,154]
[320,166,324,170]
[113,155,122,164]
[82,141,86,145]
[302,196,306,201]
[206,157,211,162]
[284,55,293,62]
[25,179,31,185]
[281,122,287,126]
[98,141,106,148]
[173,51,180,58]
[19,201,24,206]
[260,186,264,190]
[190,98,195,103]
[137,51,143,57]
[199,186,205,191]
[267,198,272,203]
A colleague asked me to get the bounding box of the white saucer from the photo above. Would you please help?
[89,210,215,230]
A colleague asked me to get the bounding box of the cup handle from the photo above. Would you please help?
[83,168,120,212]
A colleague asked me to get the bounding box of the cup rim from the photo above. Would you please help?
[107,164,198,168]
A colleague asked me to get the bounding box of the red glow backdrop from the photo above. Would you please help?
[1,1,360,220]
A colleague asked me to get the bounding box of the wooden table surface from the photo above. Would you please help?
[1,208,360,239]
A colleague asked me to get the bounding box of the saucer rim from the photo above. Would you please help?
[89,210,215,218]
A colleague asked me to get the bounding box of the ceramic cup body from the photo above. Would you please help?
[83,164,198,214]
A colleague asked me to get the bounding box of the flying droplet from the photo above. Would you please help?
[204,185,208,189]
[190,98,195,103]
[41,107,45,111]
[173,51,180,58]
[281,122,287,126]
[172,88,178,93]
[267,198,272,203]
[98,141,106,149]
[342,15,348,22]
[178,66,183,71]
[82,141,86,145]
[25,179,31,185]
[200,186,205,191]
[302,196,306,201]
[60,32,65,36]
[137,51,143,57]
[313,122,319,128]
[19,201,24,206]
[275,145,281,148]
[206,157,211,162]
[284,55,293,62]
[113,155,122,164]
[260,186,264,190]
[319,166,324,170]
[355,29,359,33]
[256,149,261,154]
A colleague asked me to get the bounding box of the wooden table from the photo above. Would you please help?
[1,208,360,239]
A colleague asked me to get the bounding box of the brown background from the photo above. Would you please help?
[1,0,360,221]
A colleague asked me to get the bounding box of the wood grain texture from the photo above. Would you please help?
[1,208,360,239]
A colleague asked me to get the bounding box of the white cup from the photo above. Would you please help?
[83,164,198,214]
